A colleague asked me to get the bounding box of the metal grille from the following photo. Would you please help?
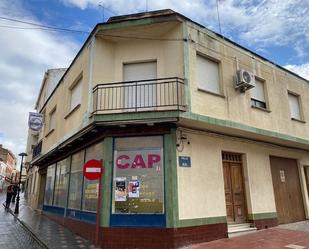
[92,77,186,114]
[222,152,242,162]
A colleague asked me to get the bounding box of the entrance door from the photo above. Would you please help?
[222,152,247,224]
[270,156,305,224]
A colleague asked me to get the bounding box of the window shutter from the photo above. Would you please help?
[123,62,157,81]
[251,79,265,102]
[196,55,220,94]
[70,79,82,110]
[288,93,301,119]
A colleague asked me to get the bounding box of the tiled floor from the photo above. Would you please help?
[191,228,309,249]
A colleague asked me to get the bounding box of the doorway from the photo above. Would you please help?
[222,152,247,224]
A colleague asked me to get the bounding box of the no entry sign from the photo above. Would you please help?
[83,159,103,180]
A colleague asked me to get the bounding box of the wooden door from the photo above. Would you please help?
[223,153,247,224]
[270,156,305,224]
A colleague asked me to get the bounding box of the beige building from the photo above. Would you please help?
[26,9,309,249]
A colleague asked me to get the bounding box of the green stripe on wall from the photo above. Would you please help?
[177,216,227,228]
[164,129,179,228]
[248,212,278,220]
[101,137,113,227]
[180,112,309,147]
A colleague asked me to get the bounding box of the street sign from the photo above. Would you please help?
[28,112,43,131]
[83,159,103,180]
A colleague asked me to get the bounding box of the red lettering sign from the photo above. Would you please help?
[116,154,161,169]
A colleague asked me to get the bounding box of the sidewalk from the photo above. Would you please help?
[3,194,99,249]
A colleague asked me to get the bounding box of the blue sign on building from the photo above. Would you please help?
[179,156,191,167]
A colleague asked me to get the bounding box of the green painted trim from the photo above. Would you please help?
[98,15,181,32]
[164,129,179,228]
[182,22,191,112]
[94,110,181,123]
[180,112,309,147]
[101,137,113,227]
[248,212,278,220]
[177,216,227,228]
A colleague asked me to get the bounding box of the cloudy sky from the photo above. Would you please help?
[0,0,308,165]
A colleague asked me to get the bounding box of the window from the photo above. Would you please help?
[53,158,70,207]
[123,61,157,108]
[112,136,164,214]
[44,164,56,205]
[68,150,84,210]
[304,166,309,199]
[196,54,220,94]
[251,78,267,109]
[48,108,56,131]
[82,142,103,212]
[70,77,82,110]
[288,92,302,120]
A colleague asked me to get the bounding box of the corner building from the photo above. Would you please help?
[27,9,309,249]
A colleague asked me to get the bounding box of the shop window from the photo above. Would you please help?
[112,136,164,214]
[196,54,221,95]
[68,150,84,210]
[44,164,56,205]
[82,142,103,212]
[251,78,267,109]
[54,158,70,207]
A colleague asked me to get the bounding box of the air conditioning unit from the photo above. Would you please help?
[235,69,255,91]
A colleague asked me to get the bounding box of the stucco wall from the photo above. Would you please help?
[187,24,309,141]
[177,128,309,220]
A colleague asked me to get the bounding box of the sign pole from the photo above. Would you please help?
[95,166,102,246]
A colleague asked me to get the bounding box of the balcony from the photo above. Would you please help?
[92,77,186,114]
[32,140,42,159]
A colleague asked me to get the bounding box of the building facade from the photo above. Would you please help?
[26,10,309,248]
[0,144,17,190]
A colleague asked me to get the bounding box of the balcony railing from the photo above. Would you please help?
[32,140,42,159]
[92,77,186,114]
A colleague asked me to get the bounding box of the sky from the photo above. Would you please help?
[0,0,309,165]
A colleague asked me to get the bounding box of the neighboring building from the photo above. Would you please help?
[26,10,309,249]
[24,68,66,208]
[0,144,17,180]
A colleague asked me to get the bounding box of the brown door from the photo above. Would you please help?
[270,156,305,224]
[223,153,247,224]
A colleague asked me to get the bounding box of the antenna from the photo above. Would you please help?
[216,0,222,35]
[98,3,105,22]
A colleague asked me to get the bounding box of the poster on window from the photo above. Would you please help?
[128,180,140,198]
[115,177,127,201]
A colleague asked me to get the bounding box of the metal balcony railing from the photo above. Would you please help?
[92,77,186,114]
[32,140,42,159]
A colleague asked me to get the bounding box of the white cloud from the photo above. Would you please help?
[0,0,78,162]
[62,0,309,57]
[285,63,309,81]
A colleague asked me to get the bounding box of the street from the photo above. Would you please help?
[0,194,45,249]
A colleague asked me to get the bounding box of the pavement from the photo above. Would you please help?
[2,192,309,249]
[0,193,99,249]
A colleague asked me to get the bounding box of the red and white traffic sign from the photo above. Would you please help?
[83,159,103,180]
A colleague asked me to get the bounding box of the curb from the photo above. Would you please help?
[6,206,49,249]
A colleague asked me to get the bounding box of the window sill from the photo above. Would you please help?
[197,88,225,98]
[291,118,306,123]
[45,129,55,138]
[64,104,81,120]
[251,105,271,113]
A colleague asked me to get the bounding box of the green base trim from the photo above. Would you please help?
[248,212,278,220]
[177,216,227,228]
[94,110,181,123]
[180,112,309,147]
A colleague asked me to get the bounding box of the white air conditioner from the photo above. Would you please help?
[235,69,255,91]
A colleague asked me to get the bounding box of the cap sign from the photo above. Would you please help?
[83,159,103,180]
